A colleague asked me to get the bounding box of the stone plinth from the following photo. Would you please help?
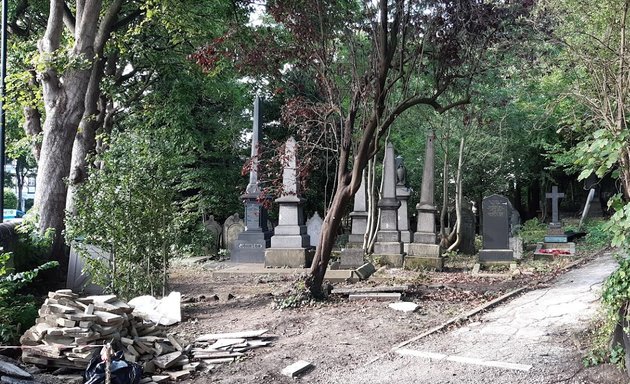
[406,243,442,271]
[265,248,314,268]
[397,185,412,244]
[340,246,364,269]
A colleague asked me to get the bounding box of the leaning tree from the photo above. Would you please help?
[194,0,530,296]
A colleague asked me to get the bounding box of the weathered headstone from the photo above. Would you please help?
[478,194,514,263]
[406,131,442,270]
[224,214,245,252]
[395,156,412,247]
[231,96,273,263]
[265,137,313,267]
[306,212,323,248]
[204,215,222,253]
[340,171,368,269]
[449,207,476,255]
[373,143,403,267]
[67,243,111,294]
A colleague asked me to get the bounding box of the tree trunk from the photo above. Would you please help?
[35,0,104,262]
[309,184,351,296]
[447,137,465,252]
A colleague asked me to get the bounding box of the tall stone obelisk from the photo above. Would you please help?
[265,137,313,267]
[231,96,272,263]
[406,130,442,270]
[373,143,404,267]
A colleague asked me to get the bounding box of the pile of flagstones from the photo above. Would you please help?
[19,289,274,382]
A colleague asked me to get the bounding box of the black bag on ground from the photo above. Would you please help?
[84,350,143,384]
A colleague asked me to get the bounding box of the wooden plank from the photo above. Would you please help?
[78,294,117,304]
[93,311,124,325]
[196,329,268,342]
[200,357,235,364]
[167,370,191,381]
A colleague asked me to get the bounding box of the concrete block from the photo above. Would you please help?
[355,263,376,280]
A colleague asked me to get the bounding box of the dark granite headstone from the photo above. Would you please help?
[479,194,513,262]
[449,207,476,255]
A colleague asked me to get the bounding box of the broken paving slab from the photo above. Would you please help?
[281,360,313,378]
[0,361,32,379]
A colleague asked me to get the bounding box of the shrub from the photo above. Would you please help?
[3,188,17,210]
[519,218,547,245]
[0,253,58,344]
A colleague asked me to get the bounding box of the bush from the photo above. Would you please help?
[3,188,17,210]
[519,218,547,245]
[0,253,58,344]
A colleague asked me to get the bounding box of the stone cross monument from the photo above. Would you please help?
[265,137,312,267]
[373,143,404,267]
[406,130,442,270]
[231,96,272,263]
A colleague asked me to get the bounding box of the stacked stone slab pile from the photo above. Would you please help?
[19,290,191,381]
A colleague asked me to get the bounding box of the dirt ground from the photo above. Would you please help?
[163,249,629,384]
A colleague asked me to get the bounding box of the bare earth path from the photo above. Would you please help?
[170,252,628,384]
[326,252,622,383]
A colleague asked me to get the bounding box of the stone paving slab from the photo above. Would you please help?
[325,253,619,383]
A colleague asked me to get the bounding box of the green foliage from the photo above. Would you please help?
[3,188,17,210]
[519,218,547,245]
[582,219,613,248]
[273,275,316,309]
[0,255,58,344]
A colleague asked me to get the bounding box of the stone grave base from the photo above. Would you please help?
[374,241,403,256]
[231,237,269,264]
[407,243,441,257]
[533,242,576,261]
[374,254,404,267]
[404,256,444,271]
[265,248,315,268]
[340,247,365,269]
[478,249,514,265]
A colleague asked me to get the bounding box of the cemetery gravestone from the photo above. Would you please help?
[265,137,313,267]
[225,215,245,252]
[204,215,222,253]
[306,212,323,248]
[67,243,111,294]
[406,130,442,270]
[372,143,403,267]
[340,171,368,269]
[395,156,412,247]
[449,207,476,255]
[231,96,273,263]
[478,194,514,263]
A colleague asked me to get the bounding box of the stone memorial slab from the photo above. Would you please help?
[306,212,323,248]
[449,207,476,255]
[478,194,513,263]
[204,215,222,253]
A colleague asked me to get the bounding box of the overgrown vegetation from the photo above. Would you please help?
[519,218,548,246]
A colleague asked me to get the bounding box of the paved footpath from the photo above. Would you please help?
[327,253,619,383]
